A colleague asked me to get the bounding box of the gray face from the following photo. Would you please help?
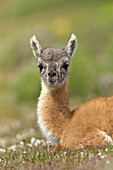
[30,34,77,88]
[37,48,70,87]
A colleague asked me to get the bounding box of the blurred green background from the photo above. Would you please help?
[0,0,113,146]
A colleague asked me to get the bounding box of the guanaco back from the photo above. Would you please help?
[30,34,113,152]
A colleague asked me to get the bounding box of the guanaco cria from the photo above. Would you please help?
[30,34,113,152]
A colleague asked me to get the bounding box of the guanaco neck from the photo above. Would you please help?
[37,79,73,144]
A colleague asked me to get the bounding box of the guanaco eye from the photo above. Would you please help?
[38,64,43,72]
[62,62,69,70]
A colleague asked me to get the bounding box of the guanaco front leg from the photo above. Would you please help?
[54,144,63,153]
[54,143,68,153]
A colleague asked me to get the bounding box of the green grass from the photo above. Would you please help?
[0,113,112,169]
[0,137,113,169]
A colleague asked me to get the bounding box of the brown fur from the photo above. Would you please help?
[30,34,113,152]
[37,80,72,144]
[38,80,113,152]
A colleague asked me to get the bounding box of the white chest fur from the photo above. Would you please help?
[37,101,59,145]
[37,82,60,145]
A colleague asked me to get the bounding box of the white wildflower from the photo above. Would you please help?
[23,151,27,154]
[0,148,6,153]
[20,141,24,146]
[80,152,84,156]
[63,152,67,155]
[105,148,108,152]
[30,137,36,144]
[98,152,101,156]
[100,155,105,159]
[8,145,17,151]
[41,139,44,143]
[26,143,32,147]
[34,139,41,146]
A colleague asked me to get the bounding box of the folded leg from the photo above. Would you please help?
[54,128,112,152]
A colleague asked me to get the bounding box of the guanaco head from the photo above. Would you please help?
[30,34,77,88]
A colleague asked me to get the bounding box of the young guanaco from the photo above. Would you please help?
[30,34,113,152]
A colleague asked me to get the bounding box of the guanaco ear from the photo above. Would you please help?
[65,34,77,58]
[30,35,43,58]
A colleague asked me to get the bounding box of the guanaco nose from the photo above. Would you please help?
[48,71,56,77]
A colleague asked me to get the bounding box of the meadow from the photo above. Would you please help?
[0,0,113,169]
